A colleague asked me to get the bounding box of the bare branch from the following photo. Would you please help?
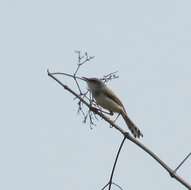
[48,71,191,190]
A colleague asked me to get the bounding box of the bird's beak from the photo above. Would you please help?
[81,77,89,81]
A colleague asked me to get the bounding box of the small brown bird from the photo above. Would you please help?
[82,77,143,138]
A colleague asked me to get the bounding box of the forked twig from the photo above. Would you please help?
[101,136,126,190]
[101,182,123,190]
[74,50,95,76]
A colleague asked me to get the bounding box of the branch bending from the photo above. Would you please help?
[48,70,191,190]
[47,51,191,190]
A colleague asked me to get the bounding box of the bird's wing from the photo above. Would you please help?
[104,87,127,113]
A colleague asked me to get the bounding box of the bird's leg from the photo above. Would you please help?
[114,113,120,122]
[109,113,120,128]
[109,111,114,116]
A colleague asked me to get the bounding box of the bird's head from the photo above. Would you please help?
[82,77,105,92]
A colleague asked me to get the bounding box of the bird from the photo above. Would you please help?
[82,77,143,138]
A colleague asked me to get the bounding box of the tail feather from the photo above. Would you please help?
[121,111,143,138]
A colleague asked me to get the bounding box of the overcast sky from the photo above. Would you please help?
[0,0,191,190]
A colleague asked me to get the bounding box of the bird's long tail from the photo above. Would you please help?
[121,111,143,138]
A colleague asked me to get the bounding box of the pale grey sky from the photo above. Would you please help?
[0,0,191,190]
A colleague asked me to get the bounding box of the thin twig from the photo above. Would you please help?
[74,51,95,75]
[174,152,191,173]
[112,182,124,190]
[101,71,119,83]
[108,136,126,190]
[48,71,83,81]
[101,182,123,190]
[101,182,109,190]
